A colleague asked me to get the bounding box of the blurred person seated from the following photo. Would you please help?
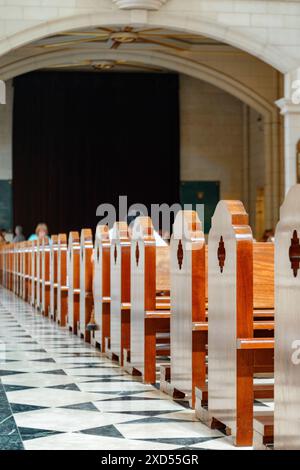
[13,225,25,243]
[28,223,49,241]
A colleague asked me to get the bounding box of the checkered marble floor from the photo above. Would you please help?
[0,288,271,450]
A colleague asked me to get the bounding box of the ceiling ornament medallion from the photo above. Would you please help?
[113,0,168,10]
[289,230,300,278]
[217,236,226,274]
[177,240,183,270]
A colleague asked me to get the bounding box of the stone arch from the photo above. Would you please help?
[0,11,296,73]
[0,48,275,118]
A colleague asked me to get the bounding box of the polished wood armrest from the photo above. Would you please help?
[253,309,274,318]
[145,311,170,319]
[156,303,170,310]
[193,322,208,331]
[121,302,131,310]
[237,338,274,350]
[253,321,274,330]
[192,321,273,332]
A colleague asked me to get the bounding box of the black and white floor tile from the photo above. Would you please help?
[0,288,271,450]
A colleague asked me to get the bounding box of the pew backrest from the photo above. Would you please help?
[79,228,93,332]
[67,231,80,327]
[253,242,274,310]
[93,224,111,331]
[41,237,50,314]
[110,222,130,356]
[208,200,253,437]
[49,235,58,318]
[170,210,206,394]
[57,233,67,322]
[30,240,37,306]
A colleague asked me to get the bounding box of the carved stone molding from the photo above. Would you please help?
[113,0,168,10]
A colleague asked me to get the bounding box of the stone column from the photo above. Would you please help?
[0,80,5,104]
[276,68,300,194]
[276,98,300,193]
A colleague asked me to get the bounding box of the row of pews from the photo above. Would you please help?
[0,186,300,450]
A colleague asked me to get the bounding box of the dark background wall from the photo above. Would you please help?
[12,71,180,237]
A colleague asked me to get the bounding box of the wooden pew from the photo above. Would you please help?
[254,184,300,450]
[35,238,42,310]
[195,200,274,447]
[160,210,206,405]
[41,237,51,316]
[56,234,68,326]
[30,240,37,307]
[91,224,111,351]
[13,243,19,296]
[25,242,30,301]
[0,244,4,286]
[105,222,130,365]
[77,229,93,341]
[17,243,23,298]
[124,217,170,383]
[49,235,58,320]
[7,243,13,291]
[5,244,10,290]
[22,241,30,302]
[67,231,80,334]
[19,243,25,299]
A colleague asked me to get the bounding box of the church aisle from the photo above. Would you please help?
[0,288,238,451]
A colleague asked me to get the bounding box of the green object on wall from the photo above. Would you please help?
[180,181,220,233]
[0,180,13,231]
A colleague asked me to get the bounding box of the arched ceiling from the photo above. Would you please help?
[0,25,235,74]
[0,25,281,117]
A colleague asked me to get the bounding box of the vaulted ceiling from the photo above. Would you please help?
[0,25,244,75]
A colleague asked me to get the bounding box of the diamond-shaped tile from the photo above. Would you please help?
[80,425,124,438]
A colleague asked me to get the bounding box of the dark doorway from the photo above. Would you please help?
[13,71,180,237]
